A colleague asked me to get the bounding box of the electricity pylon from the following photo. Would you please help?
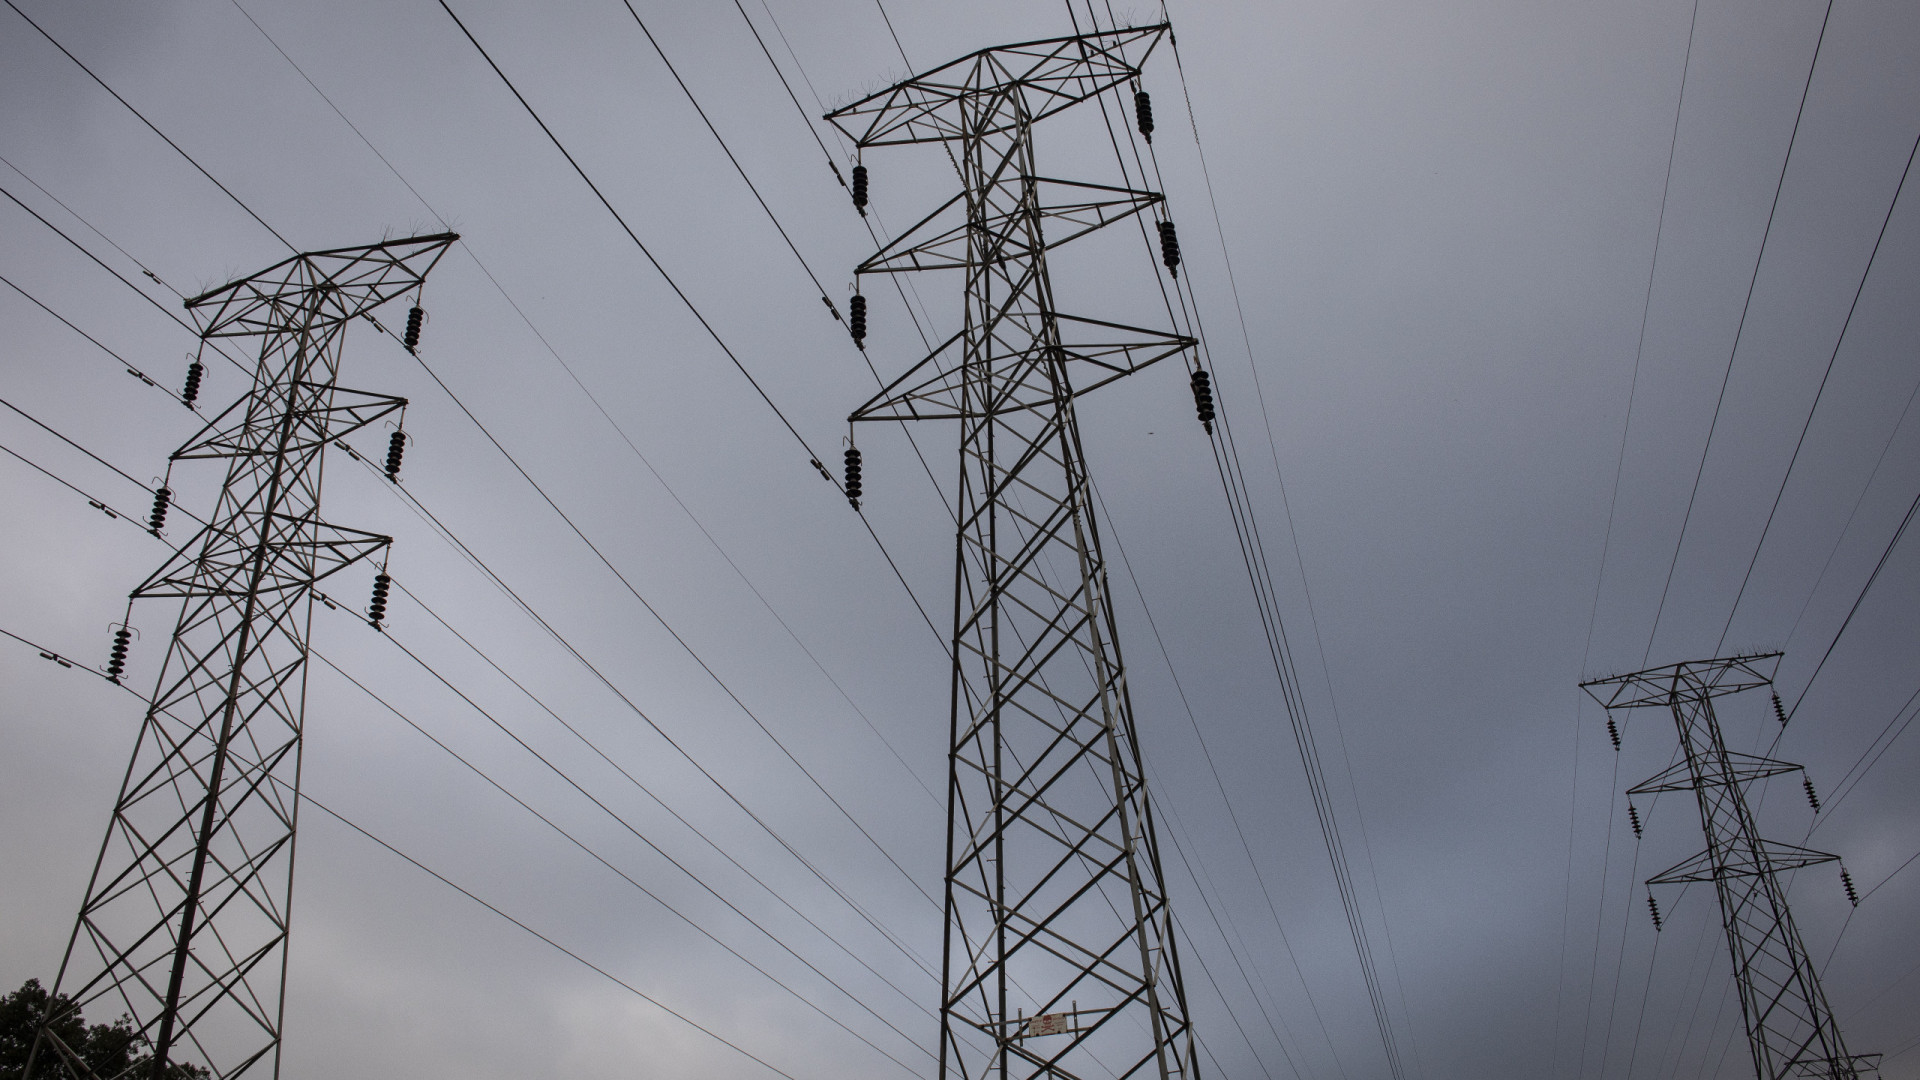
[827,27,1200,1080]
[1581,653,1877,1080]
[28,234,456,1080]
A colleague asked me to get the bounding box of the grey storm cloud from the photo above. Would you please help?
[2,1,1917,1079]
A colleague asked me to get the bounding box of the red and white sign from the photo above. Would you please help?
[1025,1012,1071,1037]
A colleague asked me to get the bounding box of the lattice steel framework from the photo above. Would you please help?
[827,27,1201,1080]
[28,234,457,1080]
[1581,654,1876,1080]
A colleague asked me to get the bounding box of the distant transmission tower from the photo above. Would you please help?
[827,27,1201,1080]
[1581,653,1877,1080]
[28,234,457,1080]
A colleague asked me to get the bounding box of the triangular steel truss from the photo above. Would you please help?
[1583,654,1876,1080]
[27,234,455,1080]
[829,26,1199,1080]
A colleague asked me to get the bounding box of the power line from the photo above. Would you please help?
[1093,480,1345,1080]
[290,787,813,1080]
[1717,123,1920,652]
[310,646,932,1076]
[0,153,185,297]
[2,0,294,251]
[0,413,936,1068]
[389,575,941,992]
[0,182,251,379]
[216,0,946,803]
[429,0,828,472]
[426,0,947,655]
[1642,0,1836,661]
[1557,0,1700,1065]
[1784,484,1920,722]
[1070,6,1414,1073]
[616,0,836,310]
[403,341,937,910]
[5,261,944,1053]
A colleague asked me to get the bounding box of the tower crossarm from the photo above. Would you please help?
[1647,840,1839,885]
[824,26,1165,147]
[173,385,406,461]
[185,232,456,336]
[858,178,1164,274]
[1579,653,1870,1080]
[1628,750,1802,794]
[1580,651,1781,709]
[850,314,1193,423]
[29,233,453,1080]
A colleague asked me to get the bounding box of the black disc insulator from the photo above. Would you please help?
[1190,369,1216,429]
[852,164,869,214]
[1134,90,1154,142]
[1803,776,1820,811]
[844,446,863,509]
[1772,692,1787,725]
[1158,220,1181,275]
[385,430,407,480]
[1606,715,1620,749]
[148,487,171,534]
[1628,804,1641,837]
[107,628,131,678]
[182,361,204,406]
[849,294,867,347]
[1647,894,1662,930]
[404,306,424,351]
[1842,867,1858,906]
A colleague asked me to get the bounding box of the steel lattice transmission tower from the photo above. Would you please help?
[827,27,1201,1080]
[1581,653,1877,1080]
[28,234,457,1080]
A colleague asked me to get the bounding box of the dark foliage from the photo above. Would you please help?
[0,980,208,1080]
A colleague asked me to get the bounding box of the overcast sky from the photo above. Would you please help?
[3,1,1918,1078]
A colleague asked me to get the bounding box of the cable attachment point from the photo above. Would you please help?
[182,359,204,407]
[368,573,391,630]
[105,625,133,683]
[1189,368,1215,434]
[1647,892,1662,931]
[1803,775,1820,813]
[1134,89,1154,143]
[849,293,867,349]
[404,304,425,354]
[1772,691,1788,726]
[852,164,869,216]
[843,444,863,511]
[1841,866,1859,907]
[1606,713,1620,750]
[1157,219,1181,277]
[148,486,172,536]
[1628,802,1642,838]
[384,429,407,482]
